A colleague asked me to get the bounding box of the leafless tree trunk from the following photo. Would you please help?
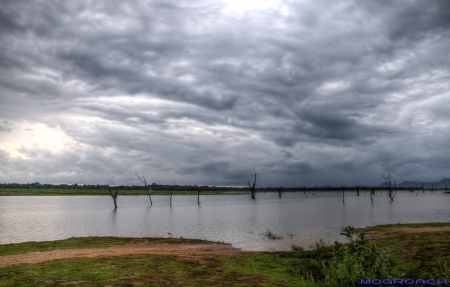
[382,174,395,202]
[135,173,152,205]
[278,187,283,198]
[422,183,425,194]
[356,187,359,196]
[247,173,257,199]
[342,188,345,203]
[170,181,175,206]
[109,187,118,209]
[444,181,448,192]
[431,184,434,192]
[197,186,201,205]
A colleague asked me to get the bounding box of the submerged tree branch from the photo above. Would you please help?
[135,173,152,205]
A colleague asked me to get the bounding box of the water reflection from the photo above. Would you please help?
[109,209,118,234]
[0,192,449,251]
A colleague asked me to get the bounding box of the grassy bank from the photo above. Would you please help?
[0,252,307,287]
[357,222,450,279]
[0,237,220,257]
[356,221,450,231]
[0,237,303,287]
[1,223,449,286]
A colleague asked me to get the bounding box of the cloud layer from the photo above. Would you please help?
[1,0,449,186]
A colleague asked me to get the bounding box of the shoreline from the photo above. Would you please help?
[1,222,449,286]
[2,222,450,252]
[1,188,448,196]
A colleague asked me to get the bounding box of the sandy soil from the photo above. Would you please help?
[0,242,242,268]
[364,226,450,240]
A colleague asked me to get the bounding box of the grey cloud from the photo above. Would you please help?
[273,161,314,175]
[0,0,449,186]
[178,160,231,175]
[0,125,11,132]
[273,136,299,148]
[384,1,450,42]
[295,111,359,141]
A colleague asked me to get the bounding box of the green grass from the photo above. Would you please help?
[0,237,222,256]
[0,251,307,286]
[2,223,450,286]
[374,232,450,278]
[356,222,450,232]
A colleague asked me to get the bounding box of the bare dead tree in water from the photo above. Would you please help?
[247,173,257,199]
[135,173,152,205]
[370,190,374,204]
[382,174,395,202]
[278,187,283,198]
[196,185,201,205]
[342,187,345,203]
[170,181,175,206]
[356,187,360,196]
[444,181,448,192]
[109,187,118,209]
[422,183,425,194]
[431,184,434,193]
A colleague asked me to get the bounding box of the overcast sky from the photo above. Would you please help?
[0,0,449,187]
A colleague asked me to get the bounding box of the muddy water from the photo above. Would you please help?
[0,191,448,251]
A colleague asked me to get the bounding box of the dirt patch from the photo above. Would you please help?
[0,242,242,268]
[364,227,450,240]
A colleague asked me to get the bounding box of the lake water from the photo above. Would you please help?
[0,191,449,251]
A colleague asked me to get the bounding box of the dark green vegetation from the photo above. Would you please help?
[2,182,448,196]
[0,188,251,196]
[0,182,251,195]
[290,227,394,286]
[1,223,449,286]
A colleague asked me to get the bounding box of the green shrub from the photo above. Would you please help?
[291,239,334,260]
[294,226,395,287]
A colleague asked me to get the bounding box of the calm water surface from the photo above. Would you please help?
[0,191,449,251]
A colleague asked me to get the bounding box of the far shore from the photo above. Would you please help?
[1,187,448,196]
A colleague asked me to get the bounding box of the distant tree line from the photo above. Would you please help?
[1,182,432,191]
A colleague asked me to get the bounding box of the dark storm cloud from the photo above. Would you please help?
[362,0,450,42]
[179,160,231,175]
[0,0,449,186]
